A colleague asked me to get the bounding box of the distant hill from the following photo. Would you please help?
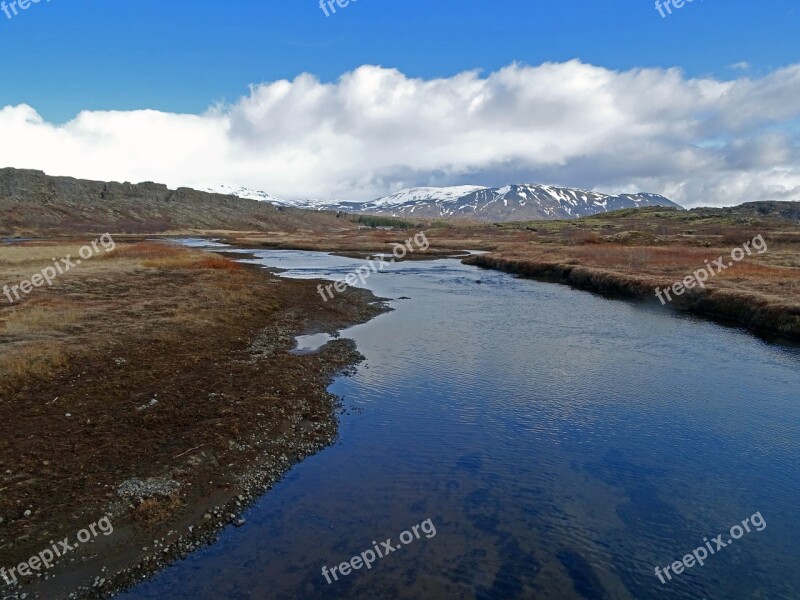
[0,168,352,235]
[708,201,800,221]
[211,183,682,222]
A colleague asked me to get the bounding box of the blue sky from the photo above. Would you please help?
[1,0,798,122]
[1,0,799,205]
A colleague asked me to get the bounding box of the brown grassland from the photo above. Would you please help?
[0,240,386,598]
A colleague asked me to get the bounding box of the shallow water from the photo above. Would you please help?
[118,249,800,600]
[292,332,337,355]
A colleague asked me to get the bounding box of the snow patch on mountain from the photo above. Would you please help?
[205,184,284,204]
[205,182,681,222]
[370,186,488,207]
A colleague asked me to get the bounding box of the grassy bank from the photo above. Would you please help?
[462,250,800,340]
[463,207,800,341]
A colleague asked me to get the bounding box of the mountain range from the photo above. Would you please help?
[206,184,681,221]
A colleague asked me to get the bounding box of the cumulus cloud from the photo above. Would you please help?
[2,60,800,207]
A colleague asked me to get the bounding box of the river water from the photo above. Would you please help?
[118,248,800,600]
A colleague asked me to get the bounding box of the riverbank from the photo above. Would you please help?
[223,207,800,342]
[462,252,800,342]
[0,241,389,599]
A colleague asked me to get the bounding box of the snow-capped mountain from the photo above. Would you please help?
[204,184,338,210]
[319,184,680,221]
[368,186,488,207]
[204,184,285,205]
[389,184,680,221]
[205,183,681,221]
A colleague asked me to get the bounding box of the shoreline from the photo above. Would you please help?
[0,242,391,599]
[216,229,800,345]
[462,253,800,343]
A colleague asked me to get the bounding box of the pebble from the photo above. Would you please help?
[117,477,180,501]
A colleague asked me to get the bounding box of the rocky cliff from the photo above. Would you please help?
[0,168,352,235]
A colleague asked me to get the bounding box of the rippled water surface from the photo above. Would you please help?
[119,249,800,600]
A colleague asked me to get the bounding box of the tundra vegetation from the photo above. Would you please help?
[0,239,386,597]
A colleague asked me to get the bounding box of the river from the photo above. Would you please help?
[118,247,800,600]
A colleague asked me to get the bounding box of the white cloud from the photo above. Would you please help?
[2,61,800,207]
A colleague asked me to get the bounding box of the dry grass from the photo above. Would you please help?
[111,242,183,259]
[0,342,70,395]
[0,242,98,266]
[1,301,83,337]
[111,241,198,268]
[110,241,244,271]
[132,495,184,526]
[0,241,252,395]
[561,245,785,276]
[484,242,799,298]
[196,256,244,271]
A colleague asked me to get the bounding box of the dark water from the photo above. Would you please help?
[118,248,800,600]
